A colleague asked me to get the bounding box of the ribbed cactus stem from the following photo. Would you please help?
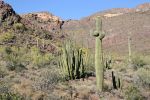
[128,32,132,64]
[92,16,105,92]
[42,39,45,48]
[36,38,39,47]
[95,37,104,91]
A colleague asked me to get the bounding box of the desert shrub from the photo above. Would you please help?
[30,46,54,68]
[33,68,63,92]
[0,32,15,43]
[0,92,23,100]
[0,67,7,78]
[0,79,20,100]
[2,46,29,72]
[136,67,150,88]
[132,55,147,70]
[0,80,9,94]
[13,23,25,31]
[41,68,64,83]
[124,85,143,100]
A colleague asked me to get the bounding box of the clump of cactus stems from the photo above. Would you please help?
[59,41,85,80]
[128,32,132,65]
[112,71,122,89]
[92,16,105,92]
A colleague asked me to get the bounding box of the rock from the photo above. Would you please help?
[0,0,20,25]
[21,12,64,33]
[89,94,100,100]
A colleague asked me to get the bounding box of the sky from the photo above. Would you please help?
[4,0,150,20]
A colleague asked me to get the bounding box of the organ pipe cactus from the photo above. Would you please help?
[92,16,105,92]
[59,41,85,80]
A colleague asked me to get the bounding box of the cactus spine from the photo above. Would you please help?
[92,17,105,92]
[128,32,132,64]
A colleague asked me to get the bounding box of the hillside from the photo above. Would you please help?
[0,1,64,53]
[62,3,150,55]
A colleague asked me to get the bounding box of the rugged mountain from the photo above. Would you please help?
[62,3,150,55]
[0,1,65,53]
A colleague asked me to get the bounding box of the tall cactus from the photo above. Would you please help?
[36,37,39,47]
[92,16,105,92]
[128,32,132,64]
[42,39,45,48]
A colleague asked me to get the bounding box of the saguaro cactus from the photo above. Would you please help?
[128,32,132,64]
[36,37,39,47]
[42,39,45,48]
[92,16,105,92]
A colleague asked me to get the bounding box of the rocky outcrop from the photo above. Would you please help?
[0,1,65,53]
[136,3,150,11]
[0,0,20,25]
[21,12,64,33]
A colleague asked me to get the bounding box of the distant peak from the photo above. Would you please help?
[136,3,150,11]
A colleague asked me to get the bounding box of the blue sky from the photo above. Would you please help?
[5,0,149,20]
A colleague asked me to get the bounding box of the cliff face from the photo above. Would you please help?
[62,3,150,55]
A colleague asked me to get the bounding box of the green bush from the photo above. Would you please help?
[136,67,150,87]
[0,67,7,78]
[0,32,15,43]
[132,55,147,70]
[0,93,23,100]
[33,68,64,92]
[2,46,29,72]
[124,85,143,100]
[13,23,25,31]
[30,46,54,68]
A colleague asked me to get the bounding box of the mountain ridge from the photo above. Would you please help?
[61,2,150,55]
[0,1,150,55]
